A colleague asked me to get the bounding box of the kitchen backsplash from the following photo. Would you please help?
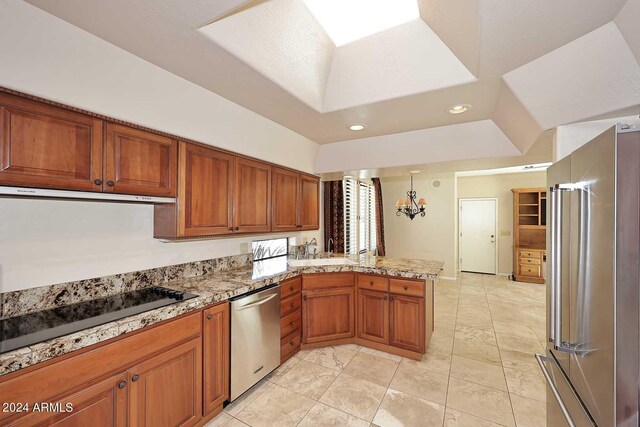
[0,253,252,319]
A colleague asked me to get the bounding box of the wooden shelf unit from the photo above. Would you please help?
[512,188,546,283]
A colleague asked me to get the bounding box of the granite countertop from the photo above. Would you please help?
[0,255,443,376]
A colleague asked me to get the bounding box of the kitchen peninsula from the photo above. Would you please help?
[0,253,442,426]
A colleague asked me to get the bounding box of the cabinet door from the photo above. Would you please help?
[299,174,320,230]
[203,303,230,415]
[0,93,103,191]
[14,373,128,427]
[272,167,299,231]
[389,295,425,353]
[179,142,234,236]
[104,124,177,197]
[234,157,271,233]
[357,290,389,344]
[128,337,202,427]
[302,288,355,343]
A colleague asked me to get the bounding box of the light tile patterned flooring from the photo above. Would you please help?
[207,273,547,427]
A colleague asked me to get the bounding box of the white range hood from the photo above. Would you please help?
[0,186,175,204]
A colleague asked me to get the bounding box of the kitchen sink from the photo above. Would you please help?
[288,258,357,267]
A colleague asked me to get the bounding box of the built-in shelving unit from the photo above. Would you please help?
[512,188,546,283]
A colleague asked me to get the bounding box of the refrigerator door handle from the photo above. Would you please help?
[536,353,576,427]
[550,183,581,353]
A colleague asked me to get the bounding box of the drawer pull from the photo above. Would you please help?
[290,303,295,308]
[290,321,295,327]
[370,281,374,285]
[290,286,294,291]
[403,285,409,290]
[290,341,295,346]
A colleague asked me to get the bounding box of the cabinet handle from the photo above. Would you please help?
[290,341,295,346]
[290,303,295,308]
[117,380,127,389]
[235,227,240,231]
[290,321,295,327]
[389,296,394,301]
[290,286,294,291]
[131,374,139,382]
[93,179,102,186]
[229,227,234,231]
[107,180,115,187]
[207,314,213,320]
[370,281,374,286]
[404,285,409,290]
[303,295,307,301]
[384,296,388,301]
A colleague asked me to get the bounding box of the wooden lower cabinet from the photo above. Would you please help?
[389,294,425,353]
[203,303,229,415]
[357,290,389,344]
[11,372,128,427]
[302,287,355,344]
[280,277,302,362]
[0,310,225,427]
[129,338,202,427]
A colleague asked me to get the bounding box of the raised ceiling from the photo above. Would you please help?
[25,0,640,159]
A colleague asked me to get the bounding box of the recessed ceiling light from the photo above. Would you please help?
[448,104,470,115]
[303,0,419,47]
[349,124,365,131]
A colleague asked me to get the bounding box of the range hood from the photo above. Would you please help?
[0,186,175,204]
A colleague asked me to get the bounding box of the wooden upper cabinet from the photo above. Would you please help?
[179,142,234,237]
[272,167,299,231]
[389,294,425,353]
[203,303,230,416]
[302,287,355,344]
[104,124,177,197]
[234,157,271,233]
[128,337,202,427]
[299,174,320,230]
[0,93,103,191]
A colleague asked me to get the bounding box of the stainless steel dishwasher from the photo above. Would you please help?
[229,284,281,401]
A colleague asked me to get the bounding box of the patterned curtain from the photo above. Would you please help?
[323,181,345,253]
[372,177,386,256]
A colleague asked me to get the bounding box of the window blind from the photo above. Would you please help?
[343,178,376,255]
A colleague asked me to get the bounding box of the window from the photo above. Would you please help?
[252,237,288,261]
[344,178,377,255]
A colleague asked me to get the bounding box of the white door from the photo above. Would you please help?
[459,199,497,274]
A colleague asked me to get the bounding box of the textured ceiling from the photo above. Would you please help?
[23,0,639,171]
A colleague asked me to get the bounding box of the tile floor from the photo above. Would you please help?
[207,273,547,427]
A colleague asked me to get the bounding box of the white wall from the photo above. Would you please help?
[0,1,321,292]
[457,172,547,275]
[381,173,456,278]
[554,115,640,160]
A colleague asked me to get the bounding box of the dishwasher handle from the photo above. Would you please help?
[234,293,277,311]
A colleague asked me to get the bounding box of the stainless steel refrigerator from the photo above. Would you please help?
[539,124,640,427]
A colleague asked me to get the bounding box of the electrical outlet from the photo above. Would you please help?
[500,230,511,237]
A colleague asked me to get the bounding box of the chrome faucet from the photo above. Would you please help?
[327,238,334,255]
[305,238,318,258]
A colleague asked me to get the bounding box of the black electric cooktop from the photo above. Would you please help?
[0,287,197,354]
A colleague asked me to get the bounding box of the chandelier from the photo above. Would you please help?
[395,173,426,220]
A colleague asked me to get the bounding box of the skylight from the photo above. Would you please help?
[303,0,420,47]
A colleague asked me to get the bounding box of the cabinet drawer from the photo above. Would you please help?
[357,274,389,292]
[303,273,355,290]
[281,276,302,299]
[520,257,541,265]
[281,329,301,359]
[520,264,542,277]
[281,310,302,338]
[389,278,425,297]
[280,292,302,317]
[519,250,542,259]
